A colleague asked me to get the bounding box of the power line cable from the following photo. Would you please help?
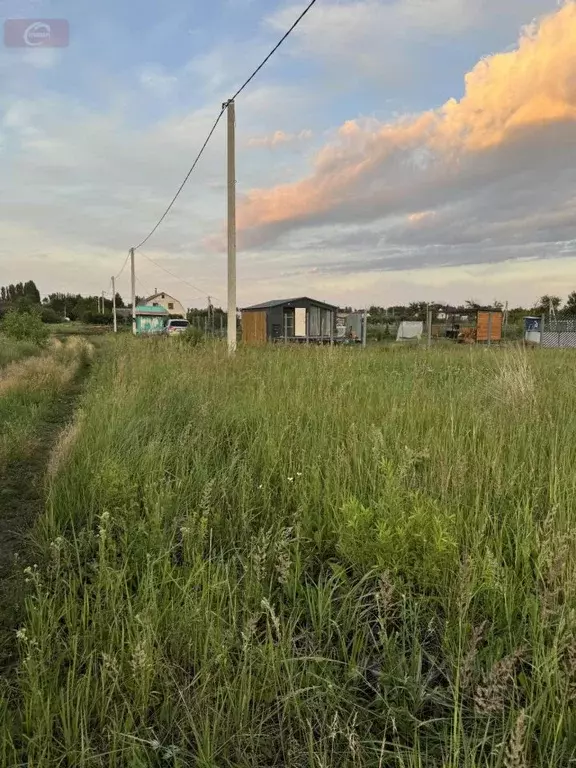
[115,250,131,280]
[123,0,319,275]
[133,109,226,251]
[139,250,222,303]
[230,0,320,101]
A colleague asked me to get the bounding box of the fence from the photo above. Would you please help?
[540,318,576,348]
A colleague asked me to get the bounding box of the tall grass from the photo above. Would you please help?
[0,338,92,470]
[3,339,576,766]
[0,335,41,368]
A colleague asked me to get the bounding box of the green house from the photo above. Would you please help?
[135,305,169,335]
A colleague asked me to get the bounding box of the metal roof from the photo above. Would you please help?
[117,306,169,316]
[241,296,338,311]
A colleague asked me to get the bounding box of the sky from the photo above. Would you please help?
[1,0,575,309]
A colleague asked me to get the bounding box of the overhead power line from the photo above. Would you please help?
[133,109,226,251]
[230,0,320,101]
[115,250,131,280]
[129,0,320,255]
[139,250,222,303]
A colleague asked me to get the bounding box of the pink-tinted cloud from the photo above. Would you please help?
[238,3,576,242]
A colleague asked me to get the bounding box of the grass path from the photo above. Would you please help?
[0,340,94,674]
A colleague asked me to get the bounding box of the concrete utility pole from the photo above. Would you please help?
[225,99,237,355]
[101,291,105,316]
[112,276,117,333]
[130,247,136,336]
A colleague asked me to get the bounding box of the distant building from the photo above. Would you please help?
[117,305,169,334]
[146,291,186,318]
[241,297,338,344]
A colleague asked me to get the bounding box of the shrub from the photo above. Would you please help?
[181,326,204,346]
[2,309,50,346]
[41,307,62,324]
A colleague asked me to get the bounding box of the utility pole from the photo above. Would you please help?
[130,247,136,336]
[112,276,117,333]
[225,99,237,355]
[101,290,105,316]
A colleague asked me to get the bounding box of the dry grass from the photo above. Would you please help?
[45,409,85,480]
[0,339,90,469]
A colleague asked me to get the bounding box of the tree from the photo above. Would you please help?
[23,280,40,303]
[535,295,562,314]
[2,308,49,346]
[564,292,576,316]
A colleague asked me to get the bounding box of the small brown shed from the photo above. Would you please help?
[476,310,503,343]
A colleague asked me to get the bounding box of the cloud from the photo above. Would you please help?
[139,65,178,97]
[247,128,313,148]
[238,1,576,266]
[265,0,553,83]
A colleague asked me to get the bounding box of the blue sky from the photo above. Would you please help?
[1,0,575,308]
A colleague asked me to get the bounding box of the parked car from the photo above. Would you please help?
[164,319,190,336]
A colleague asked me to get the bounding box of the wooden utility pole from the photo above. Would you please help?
[112,276,117,333]
[225,99,237,355]
[130,247,136,336]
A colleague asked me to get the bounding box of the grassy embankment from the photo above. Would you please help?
[2,339,576,767]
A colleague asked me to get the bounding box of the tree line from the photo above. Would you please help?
[2,280,576,326]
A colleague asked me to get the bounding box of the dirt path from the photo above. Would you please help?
[0,354,92,674]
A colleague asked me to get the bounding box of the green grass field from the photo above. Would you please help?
[2,339,576,766]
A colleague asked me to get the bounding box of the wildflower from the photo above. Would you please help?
[15,627,28,642]
[258,484,263,490]
[296,472,302,477]
[287,477,294,483]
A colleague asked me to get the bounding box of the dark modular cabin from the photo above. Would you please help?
[241,297,339,345]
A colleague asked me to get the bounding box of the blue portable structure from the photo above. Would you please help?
[134,305,169,335]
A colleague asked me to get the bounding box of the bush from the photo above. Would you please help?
[2,309,50,346]
[41,307,62,324]
[181,326,204,346]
